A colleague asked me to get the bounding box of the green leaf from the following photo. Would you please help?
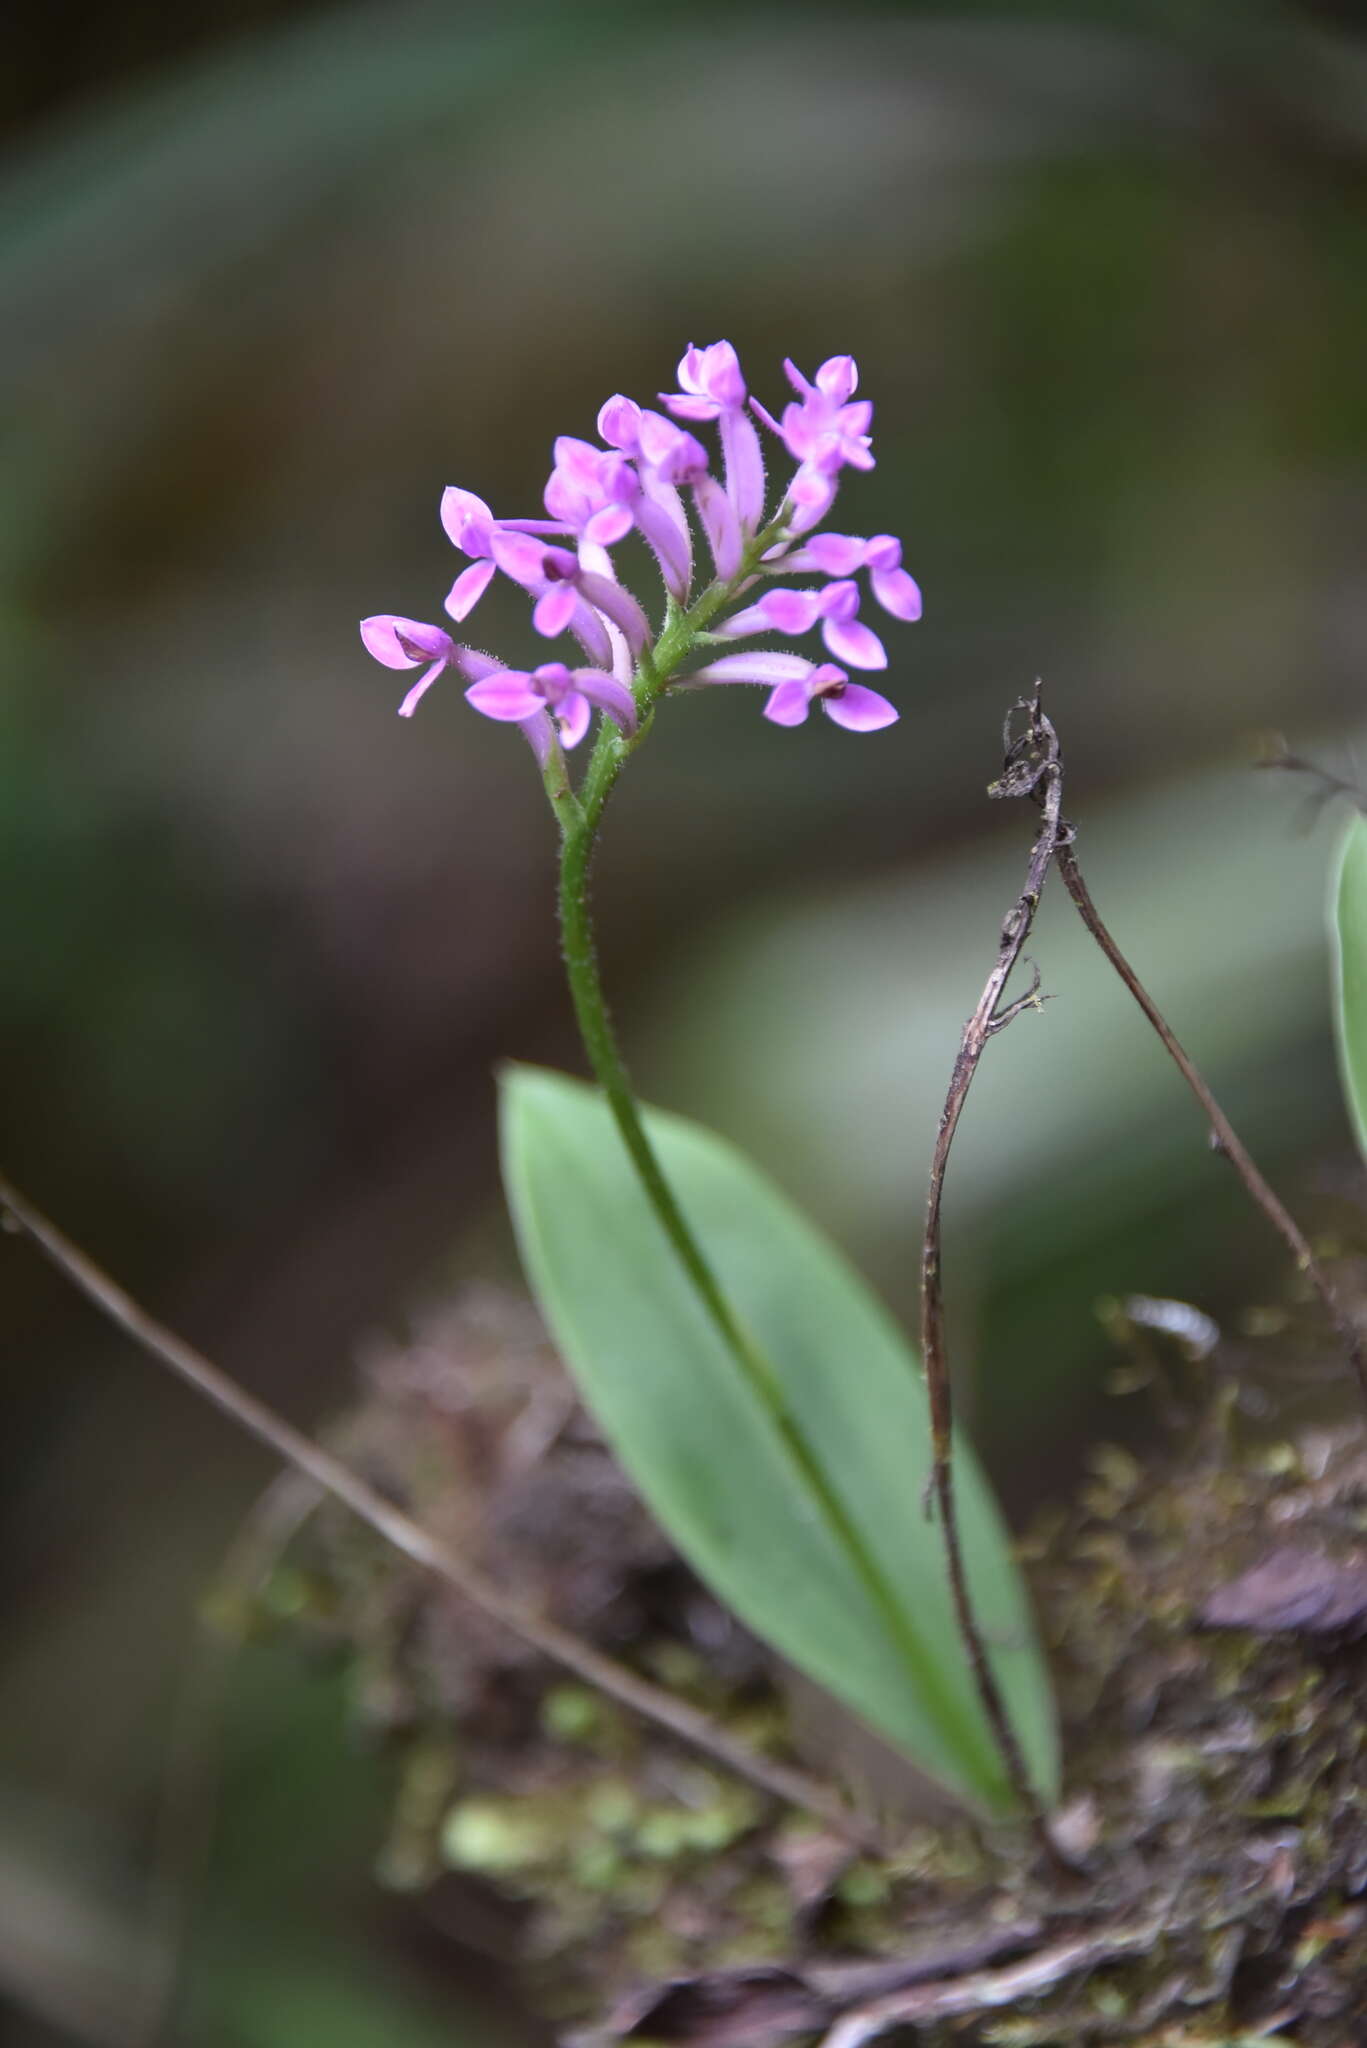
[1334,814,1367,1164]
[499,1065,1058,1819]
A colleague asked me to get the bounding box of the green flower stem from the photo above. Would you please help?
[556,838,774,1389]
[549,574,779,1406]
[549,533,796,1398]
[544,540,994,1801]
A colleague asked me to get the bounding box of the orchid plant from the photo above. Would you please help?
[360,342,1059,1823]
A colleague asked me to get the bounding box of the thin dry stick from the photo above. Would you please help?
[919,691,1072,1872]
[0,1172,882,1853]
[1053,840,1367,1414]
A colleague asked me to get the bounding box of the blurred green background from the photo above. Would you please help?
[4,0,1366,2039]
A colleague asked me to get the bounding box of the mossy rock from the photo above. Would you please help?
[270,1293,1367,2045]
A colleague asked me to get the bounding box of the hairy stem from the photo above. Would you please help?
[551,552,783,1394]
[557,802,765,1377]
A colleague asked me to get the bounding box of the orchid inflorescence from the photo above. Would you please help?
[360,341,921,766]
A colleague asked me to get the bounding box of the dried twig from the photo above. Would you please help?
[0,1172,882,1852]
[1052,837,1367,1416]
[919,688,1073,1870]
[921,687,1367,1866]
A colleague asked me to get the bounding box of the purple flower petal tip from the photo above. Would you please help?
[397,663,447,717]
[465,675,547,722]
[440,487,496,556]
[824,681,898,731]
[663,340,747,420]
[822,616,887,670]
[360,614,453,670]
[762,676,813,726]
[444,558,497,622]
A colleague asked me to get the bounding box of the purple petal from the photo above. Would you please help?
[639,468,690,525]
[693,475,743,582]
[633,491,692,600]
[575,533,616,580]
[490,529,548,587]
[575,570,651,655]
[543,470,582,527]
[659,392,719,422]
[788,533,867,576]
[397,659,449,717]
[759,587,820,634]
[675,343,708,396]
[871,565,923,621]
[778,399,817,463]
[361,615,452,670]
[660,342,743,418]
[529,661,574,698]
[823,682,898,732]
[674,341,742,404]
[556,692,592,750]
[586,503,634,548]
[719,407,766,533]
[749,397,783,437]
[822,615,887,669]
[572,668,638,735]
[440,487,494,555]
[712,601,771,639]
[638,413,709,484]
[815,356,858,402]
[553,436,604,485]
[702,340,747,408]
[534,584,580,638]
[816,579,859,617]
[688,652,814,687]
[444,558,497,622]
[782,358,815,399]
[567,602,614,671]
[598,394,643,450]
[763,677,813,726]
[785,467,838,534]
[465,675,546,722]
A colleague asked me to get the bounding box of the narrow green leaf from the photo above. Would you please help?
[1334,814,1367,1163]
[499,1065,1058,1818]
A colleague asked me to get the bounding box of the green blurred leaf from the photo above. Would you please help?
[499,1065,1057,1819]
[1333,813,1367,1162]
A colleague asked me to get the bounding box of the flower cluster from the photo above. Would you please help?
[360,341,921,761]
